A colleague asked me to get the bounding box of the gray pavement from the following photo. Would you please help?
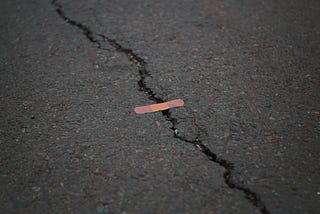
[1,0,319,213]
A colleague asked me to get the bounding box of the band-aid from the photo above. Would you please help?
[134,99,184,114]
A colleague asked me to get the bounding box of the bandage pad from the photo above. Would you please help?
[134,99,184,114]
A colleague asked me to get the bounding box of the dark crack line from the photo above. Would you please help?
[52,1,270,213]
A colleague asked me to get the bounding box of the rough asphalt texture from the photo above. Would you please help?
[1,0,319,213]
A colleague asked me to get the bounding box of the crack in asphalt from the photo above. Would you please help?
[52,1,270,213]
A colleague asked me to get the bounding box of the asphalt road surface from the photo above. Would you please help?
[1,0,319,213]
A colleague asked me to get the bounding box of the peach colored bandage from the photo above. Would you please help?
[134,99,184,114]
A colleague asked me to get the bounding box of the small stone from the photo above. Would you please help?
[96,206,105,214]
[32,186,41,192]
[95,177,104,183]
[168,35,176,41]
[264,104,273,110]
[12,200,26,208]
[231,135,241,141]
[215,85,224,92]
[64,122,74,130]
[269,116,275,120]
[230,125,240,132]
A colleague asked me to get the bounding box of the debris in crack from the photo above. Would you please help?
[51,1,270,213]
